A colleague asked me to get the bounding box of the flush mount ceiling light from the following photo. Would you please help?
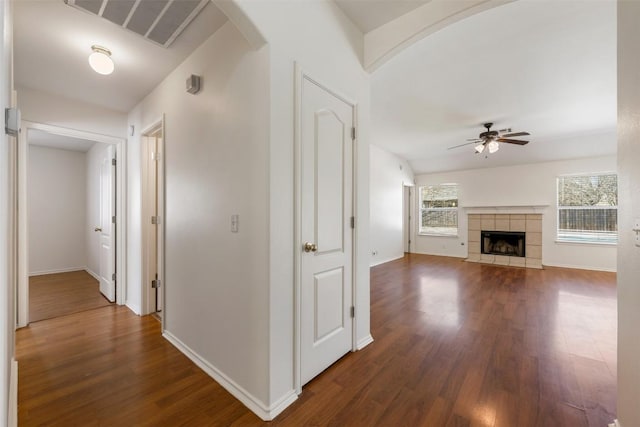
[88,45,114,75]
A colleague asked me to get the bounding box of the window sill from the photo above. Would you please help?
[555,239,617,247]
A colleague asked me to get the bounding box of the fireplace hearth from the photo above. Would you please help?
[481,230,526,257]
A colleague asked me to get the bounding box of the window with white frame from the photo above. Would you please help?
[557,174,617,244]
[419,184,458,236]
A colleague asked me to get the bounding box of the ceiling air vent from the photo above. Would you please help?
[65,0,210,48]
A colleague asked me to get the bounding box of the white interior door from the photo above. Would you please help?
[142,121,165,317]
[300,76,354,385]
[99,145,115,301]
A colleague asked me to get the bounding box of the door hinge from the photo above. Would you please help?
[112,158,116,166]
[350,216,355,229]
[151,279,161,288]
[151,216,160,225]
[351,127,356,140]
[111,273,116,281]
[112,215,116,224]
[350,306,355,318]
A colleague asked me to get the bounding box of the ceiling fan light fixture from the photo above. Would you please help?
[488,140,500,154]
[88,45,114,75]
[475,143,485,153]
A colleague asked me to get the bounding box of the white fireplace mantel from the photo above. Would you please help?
[462,204,550,215]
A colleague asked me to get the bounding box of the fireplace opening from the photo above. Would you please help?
[481,231,526,257]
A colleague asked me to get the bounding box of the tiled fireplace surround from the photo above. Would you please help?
[466,213,543,269]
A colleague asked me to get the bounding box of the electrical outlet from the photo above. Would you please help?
[634,218,640,247]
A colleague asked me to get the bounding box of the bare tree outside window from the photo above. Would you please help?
[557,174,617,243]
[420,184,458,235]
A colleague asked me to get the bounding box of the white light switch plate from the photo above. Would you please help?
[231,214,239,233]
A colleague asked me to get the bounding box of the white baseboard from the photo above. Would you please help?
[162,330,297,421]
[84,267,100,281]
[29,266,86,276]
[8,358,17,427]
[608,420,621,427]
[370,254,404,267]
[543,262,616,273]
[125,301,142,316]
[410,250,467,259]
[357,334,374,350]
[267,388,298,420]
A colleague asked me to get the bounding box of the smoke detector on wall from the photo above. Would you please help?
[186,74,201,94]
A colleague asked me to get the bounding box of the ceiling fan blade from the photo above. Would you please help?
[448,141,478,150]
[501,131,530,137]
[466,138,482,141]
[497,138,529,145]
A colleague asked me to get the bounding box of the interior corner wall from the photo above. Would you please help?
[125,105,142,315]
[370,145,414,266]
[127,21,271,408]
[414,155,617,272]
[28,146,87,275]
[616,1,640,425]
[85,143,109,277]
[237,0,372,408]
[17,86,127,138]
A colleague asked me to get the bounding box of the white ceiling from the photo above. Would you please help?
[334,0,429,33]
[14,0,228,113]
[371,0,617,174]
[28,128,98,152]
[15,0,617,175]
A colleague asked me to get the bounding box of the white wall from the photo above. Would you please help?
[127,20,271,408]
[17,86,127,138]
[0,1,14,424]
[237,0,372,409]
[616,1,640,425]
[85,143,109,277]
[414,155,617,271]
[28,146,87,275]
[370,145,414,266]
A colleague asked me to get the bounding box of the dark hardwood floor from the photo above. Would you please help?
[17,254,616,426]
[29,270,112,322]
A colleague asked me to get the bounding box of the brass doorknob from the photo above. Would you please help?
[94,227,102,232]
[303,242,317,253]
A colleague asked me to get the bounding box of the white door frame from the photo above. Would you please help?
[17,120,127,327]
[140,117,165,327]
[293,64,358,394]
[403,184,414,253]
